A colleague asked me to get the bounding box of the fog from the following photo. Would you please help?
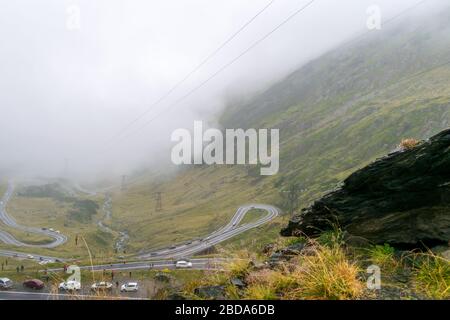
[0,0,444,183]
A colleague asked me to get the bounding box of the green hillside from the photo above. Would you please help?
[112,7,450,251]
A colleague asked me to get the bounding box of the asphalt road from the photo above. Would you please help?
[0,182,278,273]
[0,183,67,248]
[45,257,225,273]
[137,204,279,260]
[0,183,279,300]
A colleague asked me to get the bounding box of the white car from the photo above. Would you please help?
[91,281,113,291]
[0,278,13,290]
[120,282,139,292]
[175,260,193,268]
[27,254,34,259]
[59,280,81,291]
[49,228,54,232]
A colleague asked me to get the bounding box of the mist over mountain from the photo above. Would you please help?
[0,0,446,183]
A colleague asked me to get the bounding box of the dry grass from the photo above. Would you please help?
[222,250,256,279]
[236,241,364,300]
[411,251,450,299]
[399,138,420,150]
[285,243,364,300]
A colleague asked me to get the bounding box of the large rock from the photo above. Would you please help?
[194,286,226,300]
[281,129,450,247]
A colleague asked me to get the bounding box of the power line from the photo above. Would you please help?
[106,0,446,190]
[120,0,317,141]
[104,0,277,146]
[124,0,436,140]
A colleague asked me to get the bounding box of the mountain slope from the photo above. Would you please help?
[220,6,450,202]
[114,6,450,250]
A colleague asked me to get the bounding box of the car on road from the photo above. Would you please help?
[27,254,34,259]
[23,279,44,290]
[91,281,113,291]
[175,260,193,268]
[0,278,13,290]
[169,245,177,249]
[59,280,81,291]
[49,228,54,232]
[120,282,139,292]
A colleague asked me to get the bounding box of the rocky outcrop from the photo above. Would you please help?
[281,129,450,247]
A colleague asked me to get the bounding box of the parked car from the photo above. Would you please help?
[59,280,81,291]
[91,281,113,291]
[175,260,193,268]
[27,254,34,259]
[120,282,139,292]
[23,279,44,290]
[39,259,55,265]
[0,278,13,290]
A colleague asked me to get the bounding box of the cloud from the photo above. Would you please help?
[0,0,444,182]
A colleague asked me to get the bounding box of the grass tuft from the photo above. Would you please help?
[286,243,364,300]
[412,252,450,299]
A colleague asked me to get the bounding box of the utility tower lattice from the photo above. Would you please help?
[121,175,127,191]
[155,192,162,212]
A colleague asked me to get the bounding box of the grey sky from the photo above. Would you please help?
[0,0,444,182]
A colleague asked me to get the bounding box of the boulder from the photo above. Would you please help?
[282,129,450,247]
[194,286,226,300]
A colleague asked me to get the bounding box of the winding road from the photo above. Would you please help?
[0,183,67,248]
[0,181,279,265]
[137,204,279,260]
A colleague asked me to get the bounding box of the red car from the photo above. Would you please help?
[23,279,45,290]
